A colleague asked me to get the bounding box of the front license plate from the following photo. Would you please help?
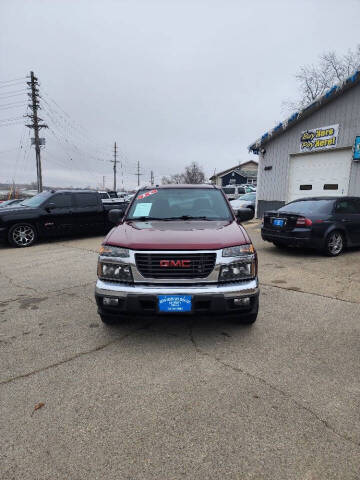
[273,218,284,227]
[158,295,192,313]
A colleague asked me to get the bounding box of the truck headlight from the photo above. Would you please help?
[222,244,254,257]
[219,258,256,282]
[97,261,133,282]
[99,245,129,257]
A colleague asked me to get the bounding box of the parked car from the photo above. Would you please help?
[95,184,259,325]
[261,196,360,256]
[0,199,24,208]
[98,190,128,205]
[0,190,128,248]
[230,192,256,214]
[222,185,254,201]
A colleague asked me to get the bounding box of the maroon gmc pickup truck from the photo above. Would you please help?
[95,184,259,324]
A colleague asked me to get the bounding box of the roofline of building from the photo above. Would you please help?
[248,69,360,154]
[209,160,258,180]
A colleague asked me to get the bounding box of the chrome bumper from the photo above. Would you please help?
[95,278,259,298]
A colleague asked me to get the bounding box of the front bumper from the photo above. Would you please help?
[95,278,259,316]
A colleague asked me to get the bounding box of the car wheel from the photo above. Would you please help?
[8,223,37,248]
[324,230,344,256]
[99,314,119,325]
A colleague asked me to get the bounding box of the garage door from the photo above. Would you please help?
[288,149,352,202]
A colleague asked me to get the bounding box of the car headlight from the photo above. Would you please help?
[97,261,133,282]
[99,245,130,257]
[222,244,254,257]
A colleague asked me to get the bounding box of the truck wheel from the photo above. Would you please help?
[8,223,37,248]
[100,314,118,325]
[240,312,258,325]
[232,297,259,325]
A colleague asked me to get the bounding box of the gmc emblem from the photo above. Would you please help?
[160,260,191,268]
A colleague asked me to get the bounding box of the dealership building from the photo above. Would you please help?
[249,69,360,217]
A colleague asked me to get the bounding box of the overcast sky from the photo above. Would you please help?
[1,0,360,189]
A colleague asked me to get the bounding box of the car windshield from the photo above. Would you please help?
[223,187,235,194]
[0,200,18,207]
[127,188,233,221]
[279,199,334,215]
[20,192,50,207]
[237,193,256,201]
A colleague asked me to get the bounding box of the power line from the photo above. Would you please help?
[0,116,23,122]
[0,91,27,99]
[0,77,26,84]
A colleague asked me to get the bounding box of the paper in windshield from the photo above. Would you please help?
[133,203,152,217]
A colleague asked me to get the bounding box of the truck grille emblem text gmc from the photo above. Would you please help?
[160,260,191,268]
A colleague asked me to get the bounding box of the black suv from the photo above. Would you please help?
[261,197,360,256]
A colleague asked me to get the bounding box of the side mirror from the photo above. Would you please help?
[236,208,254,222]
[46,202,56,212]
[108,208,124,225]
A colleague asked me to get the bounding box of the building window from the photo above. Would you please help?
[323,184,338,190]
[300,185,312,190]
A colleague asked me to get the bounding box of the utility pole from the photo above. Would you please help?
[26,71,48,193]
[135,161,143,186]
[111,141,117,191]
[150,170,154,186]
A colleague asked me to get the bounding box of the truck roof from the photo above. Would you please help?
[47,189,99,194]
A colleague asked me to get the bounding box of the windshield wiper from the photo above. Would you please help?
[128,216,168,221]
[170,215,213,220]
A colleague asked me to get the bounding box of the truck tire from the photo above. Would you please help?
[99,314,119,325]
[235,297,259,325]
[240,312,258,325]
[8,223,37,248]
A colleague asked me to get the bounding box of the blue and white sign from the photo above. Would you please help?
[158,295,192,313]
[353,136,360,160]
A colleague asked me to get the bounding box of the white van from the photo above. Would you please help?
[222,185,249,200]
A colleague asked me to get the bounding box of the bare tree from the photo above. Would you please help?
[161,173,184,184]
[161,162,206,184]
[282,45,360,113]
[182,162,206,184]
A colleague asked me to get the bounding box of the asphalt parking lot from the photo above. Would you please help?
[1,223,360,479]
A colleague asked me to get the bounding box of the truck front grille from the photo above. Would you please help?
[135,253,216,279]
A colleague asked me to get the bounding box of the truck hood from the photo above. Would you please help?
[0,206,37,217]
[105,220,251,250]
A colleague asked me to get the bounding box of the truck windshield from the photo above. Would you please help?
[127,188,233,221]
[20,192,50,207]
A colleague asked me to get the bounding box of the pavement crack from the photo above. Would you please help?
[188,324,360,449]
[261,282,360,305]
[0,324,145,386]
[56,242,100,254]
[0,272,38,293]
[0,282,94,306]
